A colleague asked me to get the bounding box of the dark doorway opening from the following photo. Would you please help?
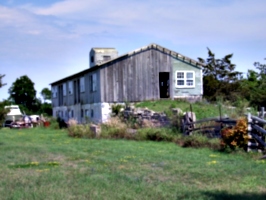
[159,72,170,98]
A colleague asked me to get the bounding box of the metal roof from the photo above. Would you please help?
[50,43,203,85]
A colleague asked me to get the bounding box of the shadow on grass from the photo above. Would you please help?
[176,191,266,200]
[201,191,266,200]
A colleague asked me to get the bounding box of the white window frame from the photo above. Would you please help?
[80,77,85,93]
[63,83,66,96]
[68,81,73,95]
[176,71,195,88]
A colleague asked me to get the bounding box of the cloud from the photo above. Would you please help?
[21,0,266,44]
[0,0,266,101]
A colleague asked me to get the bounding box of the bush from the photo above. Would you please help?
[47,117,59,129]
[178,134,220,150]
[135,128,178,142]
[100,117,128,139]
[68,123,94,138]
[111,104,124,116]
[220,117,249,150]
[0,102,10,127]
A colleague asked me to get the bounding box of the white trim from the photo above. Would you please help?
[175,71,195,88]
[200,69,203,95]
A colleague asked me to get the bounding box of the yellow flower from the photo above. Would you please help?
[209,154,218,158]
[36,169,49,172]
[30,162,39,166]
[256,160,265,164]
[207,160,217,165]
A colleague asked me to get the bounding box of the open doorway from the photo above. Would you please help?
[159,72,170,98]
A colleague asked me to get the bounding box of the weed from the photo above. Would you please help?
[67,123,94,138]
[178,134,221,150]
[135,127,178,142]
[111,104,124,116]
[100,117,128,139]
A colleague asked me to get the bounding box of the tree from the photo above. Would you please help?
[0,75,10,127]
[240,59,266,107]
[254,58,266,75]
[40,87,52,102]
[0,74,6,88]
[198,48,242,101]
[8,75,38,112]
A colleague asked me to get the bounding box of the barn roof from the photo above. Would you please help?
[50,43,203,85]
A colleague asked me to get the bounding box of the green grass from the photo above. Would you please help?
[0,127,266,199]
[135,99,253,120]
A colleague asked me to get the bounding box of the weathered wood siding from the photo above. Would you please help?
[100,48,172,102]
[84,70,101,104]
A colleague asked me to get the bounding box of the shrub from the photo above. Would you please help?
[47,117,59,129]
[111,104,124,116]
[67,119,94,138]
[57,117,68,129]
[135,128,178,142]
[178,134,221,150]
[220,117,249,150]
[141,119,155,128]
[68,119,77,126]
[100,117,128,139]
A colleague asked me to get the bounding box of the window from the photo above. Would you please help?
[81,109,84,118]
[80,77,85,93]
[90,73,97,92]
[91,56,94,63]
[52,86,57,98]
[71,110,74,118]
[91,109,94,118]
[103,55,111,61]
[176,71,195,88]
[68,81,73,95]
[86,109,90,117]
[63,83,66,96]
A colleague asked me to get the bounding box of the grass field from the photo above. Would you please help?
[1,127,266,200]
[135,99,253,120]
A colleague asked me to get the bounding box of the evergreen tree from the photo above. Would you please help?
[198,48,242,101]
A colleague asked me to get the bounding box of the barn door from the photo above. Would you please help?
[159,72,170,98]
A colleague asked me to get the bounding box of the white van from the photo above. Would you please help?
[4,105,23,127]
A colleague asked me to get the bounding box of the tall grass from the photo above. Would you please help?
[135,99,255,120]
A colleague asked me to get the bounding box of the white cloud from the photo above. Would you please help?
[27,0,266,43]
[1,0,266,100]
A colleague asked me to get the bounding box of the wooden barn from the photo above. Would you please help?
[50,43,203,123]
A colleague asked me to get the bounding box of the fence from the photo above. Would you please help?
[247,112,266,152]
[182,115,236,138]
[182,106,266,152]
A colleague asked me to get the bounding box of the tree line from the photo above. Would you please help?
[198,49,266,108]
[0,74,52,125]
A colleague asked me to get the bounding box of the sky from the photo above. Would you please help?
[0,0,266,101]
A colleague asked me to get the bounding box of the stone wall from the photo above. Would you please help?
[121,106,170,127]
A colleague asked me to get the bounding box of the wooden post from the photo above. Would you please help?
[247,113,261,152]
[261,107,265,119]
[247,113,254,152]
[190,104,193,116]
[219,104,222,121]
